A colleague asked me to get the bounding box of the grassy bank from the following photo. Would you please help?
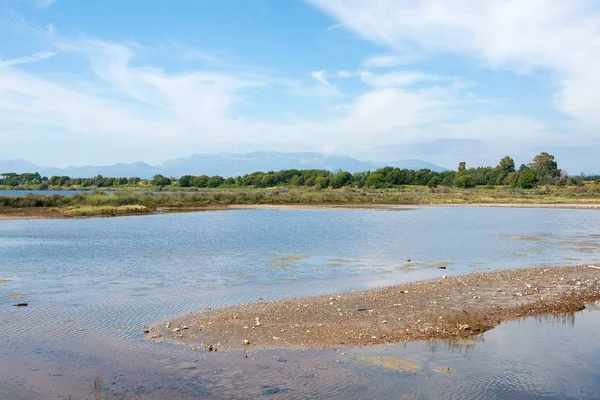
[1,186,599,219]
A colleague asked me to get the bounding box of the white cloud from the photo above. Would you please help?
[0,51,55,67]
[306,0,600,127]
[310,70,334,89]
[363,54,421,69]
[2,13,595,169]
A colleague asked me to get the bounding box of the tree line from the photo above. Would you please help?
[0,152,592,190]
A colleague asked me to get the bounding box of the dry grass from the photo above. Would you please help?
[59,205,150,217]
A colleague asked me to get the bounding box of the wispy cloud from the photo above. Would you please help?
[0,51,55,67]
[35,0,57,9]
[310,70,334,89]
[306,0,600,125]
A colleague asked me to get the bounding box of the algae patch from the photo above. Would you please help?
[0,279,8,284]
[268,264,296,270]
[5,293,27,299]
[355,356,421,373]
[267,255,309,262]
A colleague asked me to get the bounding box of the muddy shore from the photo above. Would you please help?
[1,202,600,220]
[148,265,600,351]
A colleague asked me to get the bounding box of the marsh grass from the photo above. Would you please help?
[59,205,149,217]
[1,186,600,216]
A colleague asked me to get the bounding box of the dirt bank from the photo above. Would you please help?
[2,202,599,220]
[148,265,600,351]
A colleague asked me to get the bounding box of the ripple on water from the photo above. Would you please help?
[2,209,600,398]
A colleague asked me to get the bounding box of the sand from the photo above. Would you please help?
[148,265,600,351]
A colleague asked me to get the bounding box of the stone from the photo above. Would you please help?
[243,339,250,345]
[172,327,181,332]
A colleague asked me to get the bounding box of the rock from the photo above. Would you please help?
[438,266,447,270]
[166,323,171,329]
[243,339,250,345]
[381,320,388,324]
[143,329,150,334]
[272,336,280,341]
[459,324,471,331]
[526,284,532,289]
[151,332,161,339]
[254,317,261,327]
[182,325,189,330]
[172,327,181,332]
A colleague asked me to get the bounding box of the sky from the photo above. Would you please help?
[0,0,599,173]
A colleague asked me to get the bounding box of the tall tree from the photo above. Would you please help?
[497,156,515,173]
[529,152,558,173]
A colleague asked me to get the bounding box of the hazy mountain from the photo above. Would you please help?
[0,152,447,179]
[0,159,40,174]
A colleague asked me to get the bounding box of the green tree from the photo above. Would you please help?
[179,175,194,187]
[207,176,225,188]
[458,162,466,172]
[365,172,385,188]
[152,174,171,187]
[518,171,538,189]
[497,156,515,173]
[427,176,442,188]
[330,171,353,188]
[314,176,329,189]
[455,175,475,188]
[193,175,209,188]
[529,152,559,176]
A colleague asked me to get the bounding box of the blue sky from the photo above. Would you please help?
[1,0,599,172]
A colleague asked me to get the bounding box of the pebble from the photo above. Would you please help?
[243,339,250,345]
[381,320,388,324]
[172,327,181,332]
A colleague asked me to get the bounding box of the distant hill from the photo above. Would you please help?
[0,159,40,174]
[0,152,447,179]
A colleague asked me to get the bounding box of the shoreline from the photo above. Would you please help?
[1,202,600,220]
[148,265,600,351]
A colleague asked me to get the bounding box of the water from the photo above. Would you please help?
[0,190,112,197]
[1,207,600,398]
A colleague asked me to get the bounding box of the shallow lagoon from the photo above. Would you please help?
[1,207,600,398]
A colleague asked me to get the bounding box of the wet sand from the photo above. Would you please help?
[149,265,600,351]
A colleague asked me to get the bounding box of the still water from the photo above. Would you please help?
[0,190,107,197]
[1,207,600,398]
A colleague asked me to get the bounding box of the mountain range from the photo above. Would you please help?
[0,152,447,179]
